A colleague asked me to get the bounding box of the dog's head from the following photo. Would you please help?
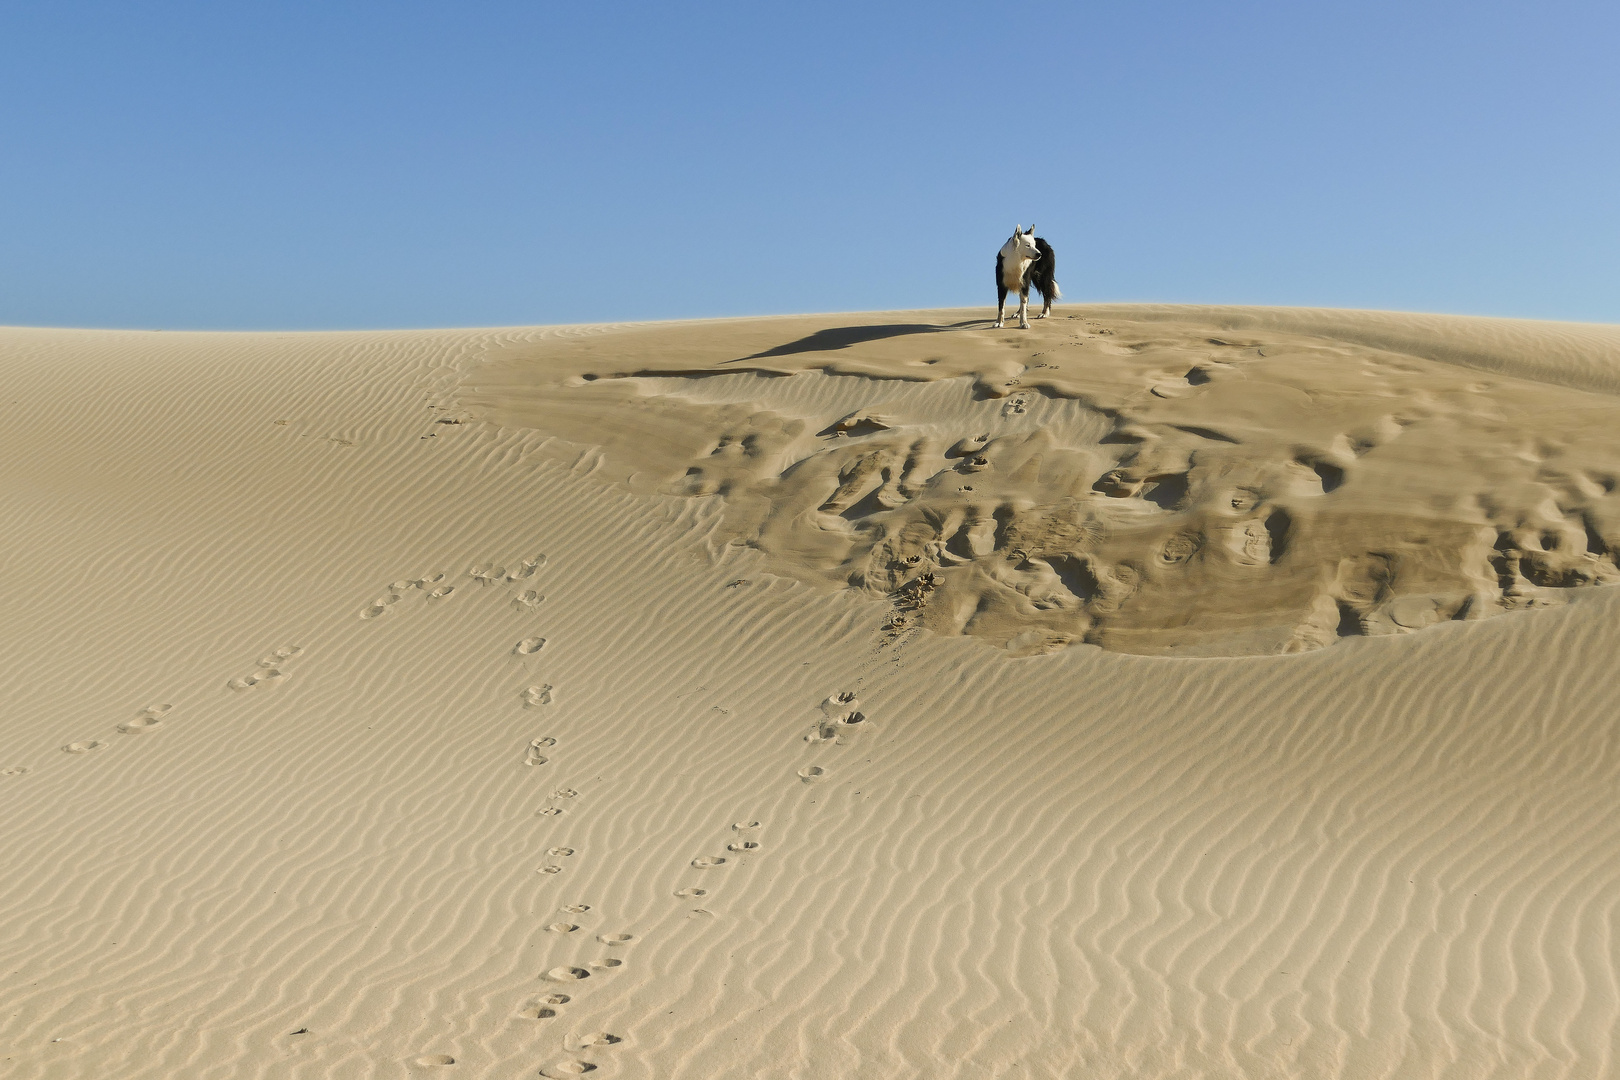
[1004,225,1040,262]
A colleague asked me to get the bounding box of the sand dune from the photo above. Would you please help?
[2,308,1618,1078]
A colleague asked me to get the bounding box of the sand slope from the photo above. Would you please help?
[1,308,1618,1078]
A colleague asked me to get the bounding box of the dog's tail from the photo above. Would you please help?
[1034,237,1061,300]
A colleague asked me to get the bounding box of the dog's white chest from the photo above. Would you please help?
[999,249,1030,290]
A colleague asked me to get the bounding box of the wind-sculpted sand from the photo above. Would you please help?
[1,307,1619,1078]
[466,308,1620,656]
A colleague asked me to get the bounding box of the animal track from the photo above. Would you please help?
[515,590,543,609]
[62,741,108,754]
[549,847,574,856]
[732,820,760,831]
[674,888,706,898]
[412,1054,456,1067]
[547,922,578,934]
[542,1062,596,1077]
[561,904,592,914]
[515,637,546,656]
[524,738,554,766]
[2,766,30,776]
[579,1033,621,1047]
[537,807,565,817]
[522,685,553,707]
[589,958,623,971]
[538,865,564,874]
[597,933,633,945]
[728,840,760,853]
[797,765,827,783]
[690,855,726,868]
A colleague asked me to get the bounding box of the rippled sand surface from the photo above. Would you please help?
[2,307,1619,1078]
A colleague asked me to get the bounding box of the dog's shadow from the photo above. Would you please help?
[727,320,985,363]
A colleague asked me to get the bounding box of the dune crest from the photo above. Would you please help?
[464,307,1620,656]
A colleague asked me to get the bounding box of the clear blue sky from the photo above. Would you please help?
[2,1,1616,329]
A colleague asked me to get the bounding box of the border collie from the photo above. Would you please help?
[995,225,1059,329]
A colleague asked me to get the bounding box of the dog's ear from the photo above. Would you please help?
[1014,224,1021,236]
[1026,225,1035,235]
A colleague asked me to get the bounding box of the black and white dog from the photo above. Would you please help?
[994,225,1059,329]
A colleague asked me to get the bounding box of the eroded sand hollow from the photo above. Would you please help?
[462,306,1620,656]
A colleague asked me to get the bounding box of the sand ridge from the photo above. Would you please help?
[465,307,1620,656]
[1,310,1618,1078]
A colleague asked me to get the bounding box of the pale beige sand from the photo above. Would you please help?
[1,308,1619,1078]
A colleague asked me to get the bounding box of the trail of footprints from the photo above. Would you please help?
[493,684,872,1073]
[358,556,547,622]
[227,645,303,691]
[34,643,307,768]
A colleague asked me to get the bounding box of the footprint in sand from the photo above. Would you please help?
[553,789,578,800]
[515,637,546,656]
[808,693,868,742]
[228,668,285,690]
[674,887,706,898]
[2,766,30,776]
[518,991,571,1018]
[537,807,565,817]
[588,959,623,971]
[427,585,455,600]
[522,685,554,707]
[515,590,544,609]
[524,739,554,766]
[541,1062,596,1077]
[228,648,300,690]
[538,865,564,875]
[797,765,827,783]
[597,933,633,946]
[579,1033,621,1047]
[118,704,172,734]
[360,590,401,619]
[62,741,108,754]
[545,966,591,982]
[691,855,726,868]
[547,922,578,934]
[728,840,760,853]
[561,903,591,914]
[509,557,546,581]
[411,1054,455,1067]
[549,847,574,857]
